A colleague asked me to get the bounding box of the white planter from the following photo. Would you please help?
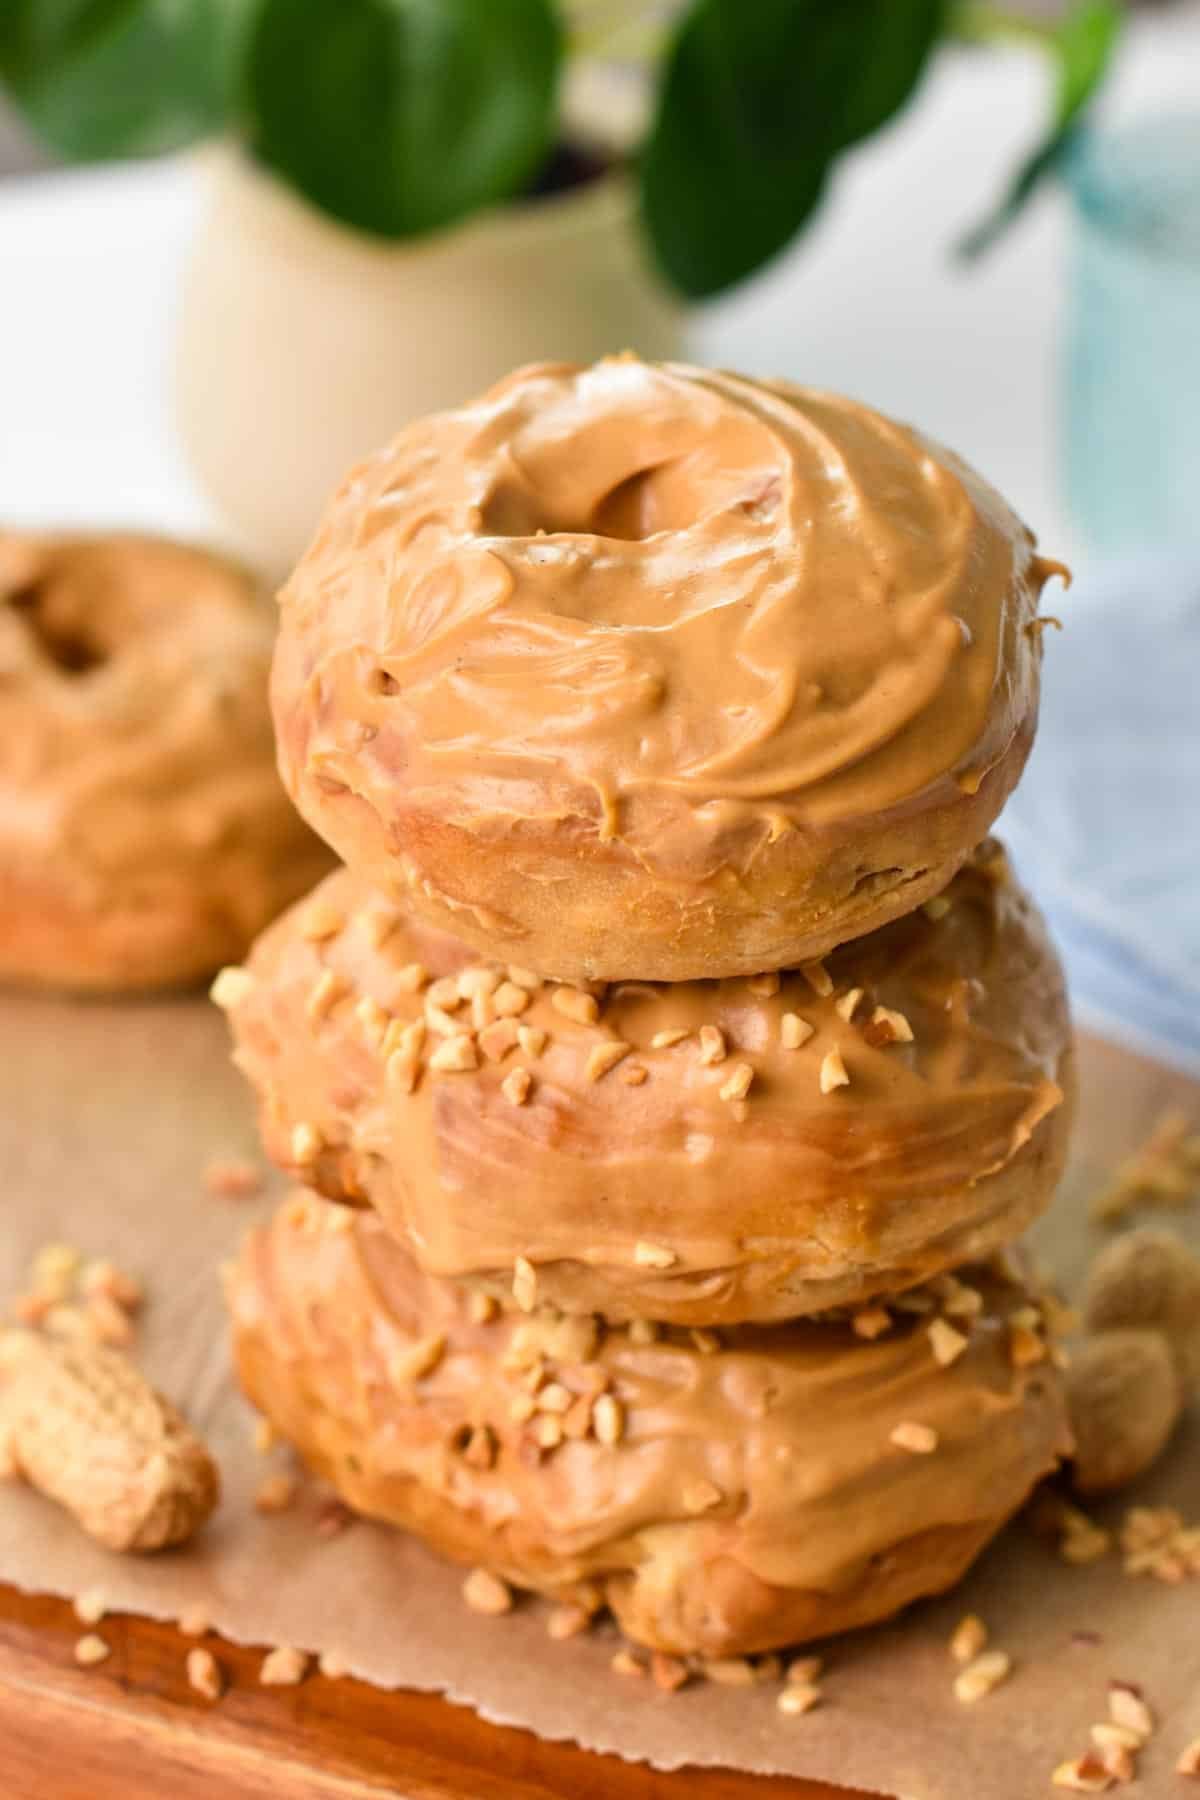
[174,146,684,575]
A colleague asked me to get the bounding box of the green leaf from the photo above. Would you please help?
[957,0,1123,259]
[0,0,249,159]
[245,0,563,240]
[641,0,945,301]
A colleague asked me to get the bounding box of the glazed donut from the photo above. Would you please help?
[0,530,332,990]
[273,358,1066,982]
[228,1194,1071,1658]
[219,839,1075,1327]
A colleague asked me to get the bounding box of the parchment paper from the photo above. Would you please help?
[1,989,1198,1799]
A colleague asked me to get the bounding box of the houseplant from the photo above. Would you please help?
[1,0,1121,567]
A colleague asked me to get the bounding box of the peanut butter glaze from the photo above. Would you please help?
[229,1195,1071,1657]
[276,359,1058,859]
[0,531,331,989]
[223,841,1074,1326]
[273,359,1066,978]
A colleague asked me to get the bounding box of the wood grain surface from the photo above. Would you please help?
[0,1030,1194,1800]
[0,1587,869,1800]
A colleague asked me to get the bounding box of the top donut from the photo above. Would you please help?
[274,359,1064,982]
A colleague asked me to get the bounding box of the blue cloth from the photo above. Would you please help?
[1002,555,1200,1075]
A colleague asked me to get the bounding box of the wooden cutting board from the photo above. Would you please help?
[0,1585,863,1800]
[0,1030,1194,1800]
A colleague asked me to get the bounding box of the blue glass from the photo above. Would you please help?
[1064,115,1200,554]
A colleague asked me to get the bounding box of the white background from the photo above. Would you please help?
[1,5,1197,575]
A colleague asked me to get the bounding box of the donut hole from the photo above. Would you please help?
[481,457,781,544]
[591,465,683,541]
[8,581,107,675]
[478,471,679,542]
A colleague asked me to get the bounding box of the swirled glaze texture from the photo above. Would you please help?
[222,842,1074,1326]
[230,1194,1071,1657]
[274,360,1064,977]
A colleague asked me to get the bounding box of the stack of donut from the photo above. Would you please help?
[218,359,1077,1659]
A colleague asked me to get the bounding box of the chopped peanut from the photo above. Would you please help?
[492,981,532,1018]
[852,1306,891,1340]
[533,1414,564,1451]
[870,1004,914,1044]
[954,1650,1011,1703]
[186,1647,224,1701]
[289,1122,324,1165]
[462,1569,513,1616]
[552,988,600,1026]
[704,1658,756,1687]
[467,1291,498,1325]
[478,1019,520,1063]
[363,907,401,949]
[634,1241,676,1269]
[746,972,780,997]
[73,1589,108,1626]
[719,1063,754,1102]
[949,1614,987,1664]
[780,1012,814,1049]
[428,1034,478,1073]
[1108,1684,1153,1738]
[800,960,833,997]
[1176,1738,1200,1776]
[260,1646,309,1687]
[928,1319,969,1367]
[209,966,254,1010]
[1051,1754,1113,1792]
[593,1394,624,1446]
[1009,1322,1047,1368]
[501,1067,533,1106]
[506,966,542,992]
[787,1655,823,1685]
[388,1335,445,1386]
[305,968,346,1022]
[546,1604,591,1641]
[457,967,500,1002]
[778,1682,822,1715]
[300,900,344,941]
[426,977,463,1012]
[586,1041,631,1082]
[512,1258,538,1313]
[890,1421,938,1455]
[651,1652,689,1693]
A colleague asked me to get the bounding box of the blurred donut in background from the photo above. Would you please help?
[0,529,332,991]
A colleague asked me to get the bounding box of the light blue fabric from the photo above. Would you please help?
[1001,554,1200,1076]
